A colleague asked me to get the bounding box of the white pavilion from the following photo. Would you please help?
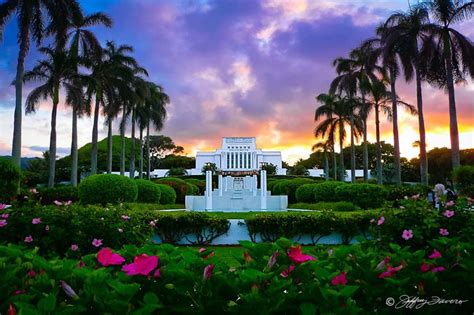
[185,137,288,211]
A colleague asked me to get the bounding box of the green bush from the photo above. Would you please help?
[78,174,138,205]
[135,179,161,203]
[156,184,177,204]
[384,184,431,201]
[38,185,79,205]
[313,181,347,202]
[272,178,314,203]
[155,178,197,203]
[335,183,386,209]
[295,183,319,203]
[453,165,474,197]
[0,158,21,203]
[184,179,206,195]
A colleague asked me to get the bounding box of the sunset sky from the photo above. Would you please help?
[0,0,473,165]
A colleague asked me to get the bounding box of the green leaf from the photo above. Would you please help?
[339,285,359,297]
[300,303,317,315]
[106,279,140,298]
[143,292,159,304]
[239,240,254,249]
[38,294,57,313]
[276,237,292,249]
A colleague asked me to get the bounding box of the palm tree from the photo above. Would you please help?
[0,0,81,167]
[330,48,386,182]
[424,0,474,169]
[362,80,417,184]
[24,47,82,187]
[61,11,112,184]
[314,93,338,180]
[315,94,363,181]
[312,141,331,180]
[380,5,431,184]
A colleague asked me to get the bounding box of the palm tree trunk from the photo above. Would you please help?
[361,93,368,182]
[339,122,345,181]
[146,121,151,180]
[389,69,401,185]
[445,49,460,169]
[139,128,143,179]
[324,150,329,180]
[107,120,113,174]
[375,104,383,184]
[12,39,28,169]
[91,92,101,175]
[48,87,59,188]
[129,109,136,179]
[415,66,428,185]
[70,107,78,186]
[120,107,126,176]
[332,144,337,180]
[350,116,356,183]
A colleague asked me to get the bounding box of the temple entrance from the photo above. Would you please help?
[233,177,244,190]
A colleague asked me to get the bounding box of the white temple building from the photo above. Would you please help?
[185,137,288,211]
[187,137,287,175]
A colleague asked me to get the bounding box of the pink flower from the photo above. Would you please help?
[53,200,63,206]
[27,270,36,278]
[64,200,72,206]
[92,239,103,247]
[29,188,38,194]
[0,219,7,228]
[376,256,391,270]
[71,244,79,251]
[199,248,206,253]
[377,216,385,226]
[411,194,420,200]
[1,213,9,219]
[402,229,413,240]
[431,266,445,273]
[267,251,279,269]
[117,228,123,233]
[60,280,78,298]
[203,264,215,281]
[243,251,253,262]
[24,235,33,243]
[378,264,404,279]
[45,225,49,231]
[122,254,158,276]
[121,215,130,220]
[149,221,156,227]
[420,263,432,273]
[32,218,41,225]
[443,210,455,218]
[439,228,449,236]
[428,249,442,259]
[153,268,161,278]
[446,200,455,207]
[280,265,295,278]
[331,272,348,286]
[0,203,7,210]
[287,246,316,264]
[97,248,126,266]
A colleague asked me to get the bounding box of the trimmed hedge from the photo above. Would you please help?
[183,178,206,195]
[0,158,21,203]
[156,184,177,205]
[78,174,138,205]
[313,181,347,202]
[295,183,319,203]
[135,179,161,203]
[453,165,474,197]
[335,183,386,209]
[292,201,359,212]
[272,178,314,203]
[38,185,79,205]
[155,178,198,203]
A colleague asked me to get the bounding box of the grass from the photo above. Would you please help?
[124,203,186,211]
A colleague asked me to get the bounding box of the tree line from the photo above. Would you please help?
[314,0,474,185]
[0,0,170,187]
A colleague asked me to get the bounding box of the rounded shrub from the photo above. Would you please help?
[155,178,197,203]
[135,179,161,203]
[184,179,206,195]
[78,174,138,205]
[310,201,359,211]
[39,185,79,205]
[0,158,21,203]
[295,184,319,203]
[313,181,347,202]
[384,184,431,201]
[335,183,387,209]
[156,184,177,204]
[273,178,314,203]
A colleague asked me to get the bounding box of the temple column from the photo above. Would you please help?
[260,170,267,210]
[218,174,223,196]
[205,170,212,210]
[253,174,257,196]
[225,176,228,192]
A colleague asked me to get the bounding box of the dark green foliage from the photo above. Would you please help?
[453,165,474,197]
[135,179,161,203]
[313,181,347,202]
[335,183,386,209]
[261,162,277,175]
[184,179,206,195]
[272,178,314,203]
[295,184,319,203]
[38,186,79,205]
[384,184,431,201]
[0,158,21,202]
[313,201,359,212]
[156,184,177,204]
[155,178,197,203]
[78,174,138,205]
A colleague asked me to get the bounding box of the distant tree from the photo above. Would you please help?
[289,164,310,176]
[165,167,188,177]
[202,162,218,174]
[260,163,277,175]
[147,136,185,168]
[159,155,195,170]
